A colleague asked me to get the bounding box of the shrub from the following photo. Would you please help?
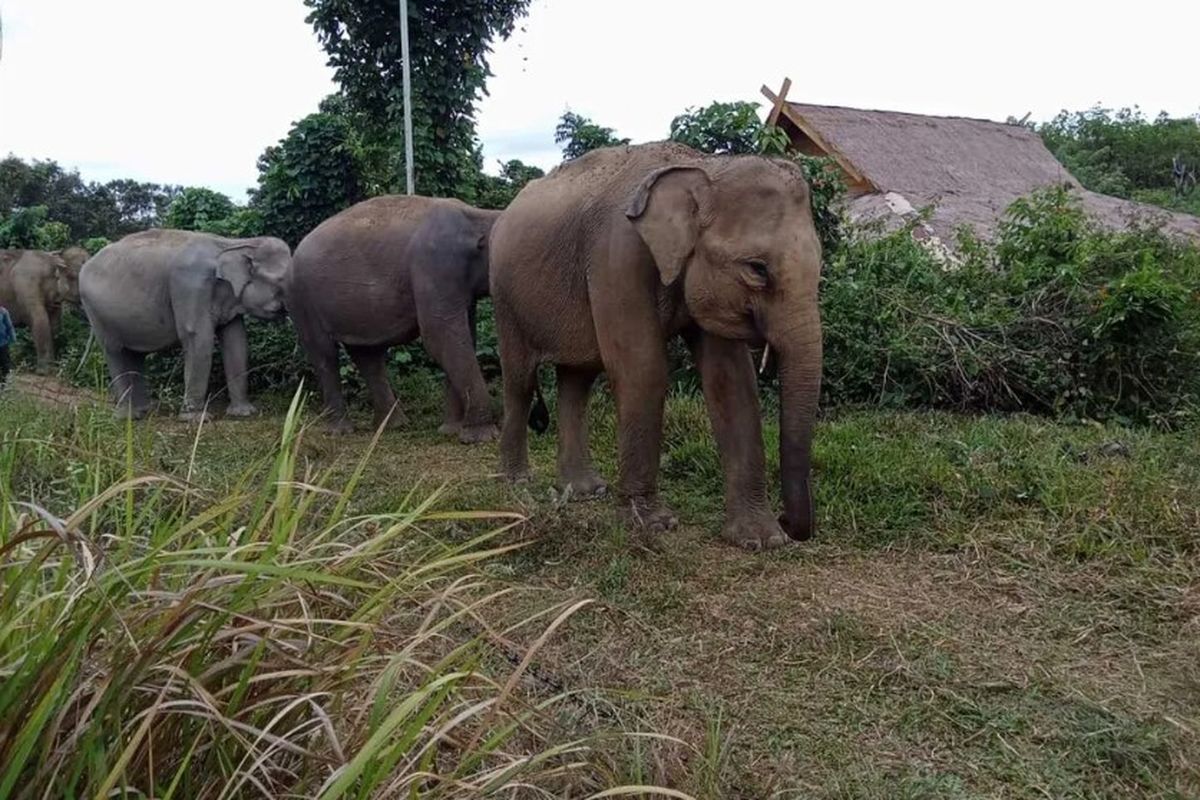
[821,186,1200,426]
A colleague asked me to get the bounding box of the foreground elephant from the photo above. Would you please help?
[287,195,500,440]
[0,246,89,372]
[490,142,823,550]
[80,230,290,420]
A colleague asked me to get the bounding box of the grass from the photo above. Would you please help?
[2,372,1199,797]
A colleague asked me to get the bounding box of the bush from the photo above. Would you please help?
[821,186,1200,426]
[163,187,237,232]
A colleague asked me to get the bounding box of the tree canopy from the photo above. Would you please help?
[554,111,630,160]
[302,0,533,200]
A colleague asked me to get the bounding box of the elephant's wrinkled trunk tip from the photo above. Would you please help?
[775,335,821,542]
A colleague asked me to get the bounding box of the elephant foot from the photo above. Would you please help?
[372,410,408,432]
[625,496,678,535]
[722,511,790,553]
[557,469,607,500]
[503,464,533,485]
[177,409,211,424]
[113,404,150,421]
[438,420,462,437]
[35,364,54,377]
[326,417,355,436]
[458,423,499,445]
[225,402,258,418]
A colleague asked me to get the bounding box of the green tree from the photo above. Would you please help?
[163,188,236,232]
[0,156,181,240]
[669,101,765,155]
[303,0,533,200]
[250,110,364,246]
[476,158,544,209]
[554,111,629,160]
[1039,106,1200,202]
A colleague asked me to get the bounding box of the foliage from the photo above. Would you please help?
[555,111,630,160]
[303,0,533,201]
[0,156,181,241]
[0,205,49,248]
[82,236,111,255]
[1039,106,1200,211]
[162,187,236,231]
[669,101,770,156]
[475,158,544,210]
[250,110,364,246]
[821,186,1200,426]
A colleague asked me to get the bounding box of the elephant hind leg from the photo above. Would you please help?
[438,377,464,436]
[497,325,539,482]
[346,345,405,431]
[555,365,605,499]
[103,347,150,419]
[294,314,350,433]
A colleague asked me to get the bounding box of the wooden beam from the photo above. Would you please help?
[774,102,873,190]
[761,78,874,191]
[764,77,791,128]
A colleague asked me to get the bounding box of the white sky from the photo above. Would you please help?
[1,0,1197,200]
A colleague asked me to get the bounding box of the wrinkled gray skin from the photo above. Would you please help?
[287,195,500,440]
[0,246,89,372]
[79,230,290,421]
[490,142,823,551]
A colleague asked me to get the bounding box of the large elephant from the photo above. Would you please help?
[79,230,290,420]
[287,195,500,440]
[0,246,89,372]
[489,142,823,551]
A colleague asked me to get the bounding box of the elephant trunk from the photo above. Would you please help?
[773,313,822,541]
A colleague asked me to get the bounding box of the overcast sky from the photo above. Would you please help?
[1,0,1197,199]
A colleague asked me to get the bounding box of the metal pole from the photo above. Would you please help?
[399,0,415,195]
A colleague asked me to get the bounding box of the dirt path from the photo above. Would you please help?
[7,373,103,410]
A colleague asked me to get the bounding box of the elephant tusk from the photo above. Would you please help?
[759,344,771,374]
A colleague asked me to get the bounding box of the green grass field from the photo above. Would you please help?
[2,373,1198,798]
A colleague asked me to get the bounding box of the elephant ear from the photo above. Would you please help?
[625,165,714,285]
[216,244,255,298]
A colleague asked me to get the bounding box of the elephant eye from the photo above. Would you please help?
[741,258,770,281]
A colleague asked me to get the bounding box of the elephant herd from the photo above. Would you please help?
[2,142,825,550]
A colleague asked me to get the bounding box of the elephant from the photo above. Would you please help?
[0,246,89,372]
[489,141,823,551]
[286,195,501,440]
[79,229,290,420]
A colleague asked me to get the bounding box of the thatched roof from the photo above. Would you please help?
[762,86,1200,245]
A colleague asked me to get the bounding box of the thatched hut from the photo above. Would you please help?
[761,80,1200,250]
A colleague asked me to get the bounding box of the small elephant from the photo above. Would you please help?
[79,230,290,420]
[490,142,824,551]
[287,195,500,440]
[0,246,89,372]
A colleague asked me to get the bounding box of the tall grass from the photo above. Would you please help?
[0,391,687,798]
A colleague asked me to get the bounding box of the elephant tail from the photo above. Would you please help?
[527,382,549,434]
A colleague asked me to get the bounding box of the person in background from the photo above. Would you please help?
[0,304,14,387]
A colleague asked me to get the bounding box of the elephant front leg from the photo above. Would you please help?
[219,318,257,417]
[179,327,216,422]
[421,308,497,444]
[23,299,56,374]
[102,346,150,419]
[346,345,406,431]
[690,332,787,551]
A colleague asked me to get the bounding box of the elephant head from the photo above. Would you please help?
[52,246,90,305]
[627,157,823,540]
[216,237,291,320]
